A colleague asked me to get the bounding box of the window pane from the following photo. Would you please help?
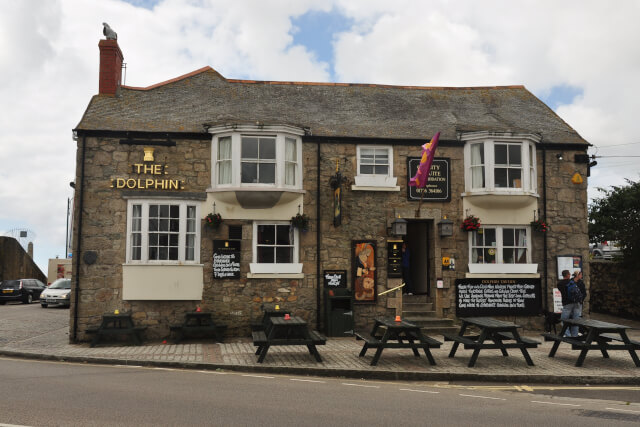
[484,229,496,245]
[149,247,157,260]
[471,166,485,188]
[218,136,232,160]
[516,248,527,263]
[495,145,507,165]
[159,234,168,246]
[285,163,296,186]
[160,205,169,217]
[503,248,514,264]
[186,246,194,261]
[133,204,142,217]
[132,247,141,260]
[484,248,496,263]
[170,205,179,217]
[159,219,168,231]
[503,228,514,246]
[515,229,527,246]
[495,168,508,187]
[170,234,178,246]
[471,143,484,165]
[258,163,275,184]
[472,248,483,263]
[159,247,168,260]
[258,246,274,263]
[169,247,178,260]
[170,219,179,232]
[509,169,522,188]
[242,137,258,158]
[374,165,389,175]
[132,218,141,232]
[509,144,521,166]
[258,225,275,244]
[285,138,296,161]
[149,218,158,231]
[360,148,375,164]
[276,225,291,245]
[375,150,388,164]
[149,234,158,245]
[132,233,141,246]
[360,164,374,174]
[276,247,293,263]
[149,205,157,217]
[241,162,257,183]
[259,138,276,159]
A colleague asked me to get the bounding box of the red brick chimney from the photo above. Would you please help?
[98,39,123,95]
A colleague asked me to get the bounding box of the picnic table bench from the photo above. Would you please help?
[169,312,226,344]
[86,313,146,347]
[250,308,291,332]
[356,317,442,366]
[443,317,539,367]
[252,315,326,363]
[543,318,640,367]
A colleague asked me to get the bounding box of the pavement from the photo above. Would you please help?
[1,304,640,384]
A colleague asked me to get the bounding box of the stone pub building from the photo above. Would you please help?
[70,35,590,342]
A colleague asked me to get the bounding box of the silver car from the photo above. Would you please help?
[40,278,71,308]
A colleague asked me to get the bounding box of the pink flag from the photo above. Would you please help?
[409,132,440,188]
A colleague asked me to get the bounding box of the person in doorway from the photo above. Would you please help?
[401,242,413,295]
[558,269,581,337]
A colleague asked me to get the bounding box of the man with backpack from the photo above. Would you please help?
[558,269,584,337]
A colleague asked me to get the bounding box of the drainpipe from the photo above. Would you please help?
[316,140,322,330]
[541,143,548,312]
[72,135,86,342]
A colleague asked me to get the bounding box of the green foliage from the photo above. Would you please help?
[589,179,640,265]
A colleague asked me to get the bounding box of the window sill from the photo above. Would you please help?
[249,263,303,274]
[468,263,538,274]
[351,185,400,192]
[247,273,305,279]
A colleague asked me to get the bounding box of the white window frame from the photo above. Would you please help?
[468,225,537,274]
[463,134,538,194]
[125,199,201,264]
[210,125,303,190]
[353,145,399,189]
[249,221,303,274]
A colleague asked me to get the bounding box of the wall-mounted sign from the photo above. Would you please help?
[407,157,450,201]
[455,278,542,316]
[323,270,347,288]
[387,240,402,278]
[353,240,377,303]
[110,148,185,190]
[213,240,241,279]
[556,255,582,279]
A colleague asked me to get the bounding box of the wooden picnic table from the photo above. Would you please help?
[251,308,291,332]
[443,317,539,367]
[252,315,326,363]
[169,312,226,344]
[543,318,640,367]
[355,317,442,366]
[86,313,146,347]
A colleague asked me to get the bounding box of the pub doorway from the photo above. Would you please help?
[404,220,432,296]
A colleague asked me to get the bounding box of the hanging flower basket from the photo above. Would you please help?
[204,213,223,230]
[530,219,548,233]
[291,213,310,232]
[461,215,481,232]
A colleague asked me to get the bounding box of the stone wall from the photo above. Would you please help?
[590,260,640,320]
[0,237,46,283]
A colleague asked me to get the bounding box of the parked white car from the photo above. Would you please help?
[40,278,71,308]
[590,241,622,259]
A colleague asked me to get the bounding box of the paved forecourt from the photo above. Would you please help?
[1,303,639,384]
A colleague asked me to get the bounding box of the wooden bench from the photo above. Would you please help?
[356,325,442,366]
[599,333,640,348]
[541,333,590,349]
[170,324,226,344]
[86,325,147,347]
[252,316,326,363]
[356,331,441,349]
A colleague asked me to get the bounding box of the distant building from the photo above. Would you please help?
[70,35,590,341]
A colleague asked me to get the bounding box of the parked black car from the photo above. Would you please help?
[0,279,47,304]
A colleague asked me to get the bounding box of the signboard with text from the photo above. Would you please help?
[455,278,542,316]
[213,240,241,279]
[323,270,347,288]
[407,157,450,202]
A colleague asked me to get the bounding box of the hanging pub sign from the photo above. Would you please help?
[213,240,241,279]
[407,157,450,201]
[455,278,542,316]
[323,270,347,288]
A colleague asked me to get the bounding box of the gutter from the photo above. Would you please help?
[72,136,86,342]
[542,143,548,313]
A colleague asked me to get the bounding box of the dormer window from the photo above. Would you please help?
[353,145,399,191]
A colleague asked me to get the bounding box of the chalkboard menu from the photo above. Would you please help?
[213,240,241,279]
[455,278,541,316]
[323,270,347,288]
[407,157,450,202]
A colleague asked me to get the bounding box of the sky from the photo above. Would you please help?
[1,0,639,274]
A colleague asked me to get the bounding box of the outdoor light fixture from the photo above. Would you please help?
[438,217,454,237]
[391,217,407,236]
[556,153,563,160]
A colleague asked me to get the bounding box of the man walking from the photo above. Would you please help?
[558,269,581,337]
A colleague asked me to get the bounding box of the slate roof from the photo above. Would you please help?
[75,66,587,144]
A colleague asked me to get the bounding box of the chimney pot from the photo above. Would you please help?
[98,39,124,95]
